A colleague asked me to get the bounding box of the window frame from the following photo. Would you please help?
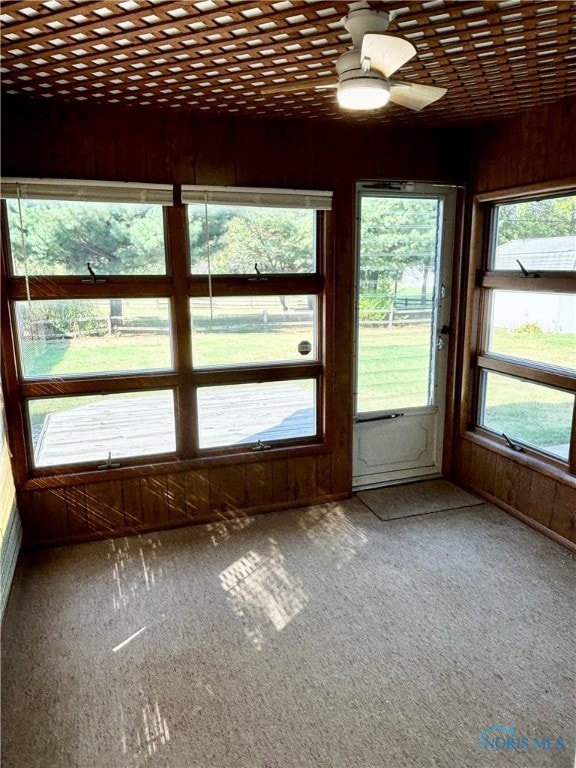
[0,181,333,485]
[468,182,576,474]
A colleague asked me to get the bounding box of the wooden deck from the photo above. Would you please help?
[34,383,314,468]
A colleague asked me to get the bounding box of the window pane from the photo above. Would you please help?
[191,296,316,367]
[188,204,315,274]
[492,195,576,271]
[356,195,440,413]
[197,380,316,449]
[479,371,573,461]
[488,291,576,373]
[16,299,173,378]
[29,390,176,468]
[6,199,167,276]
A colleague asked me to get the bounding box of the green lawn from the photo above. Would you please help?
[192,326,314,367]
[22,334,172,379]
[356,325,431,411]
[490,328,576,371]
[482,329,574,452]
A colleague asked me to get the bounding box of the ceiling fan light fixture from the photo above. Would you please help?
[337,76,390,111]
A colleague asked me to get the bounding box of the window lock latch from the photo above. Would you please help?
[98,451,121,470]
[516,259,539,279]
[502,433,524,452]
[82,261,107,284]
[248,263,268,282]
[252,439,271,452]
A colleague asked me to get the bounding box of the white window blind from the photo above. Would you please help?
[181,185,333,210]
[1,180,333,209]
[0,178,173,205]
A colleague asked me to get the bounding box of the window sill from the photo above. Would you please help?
[461,429,576,488]
[22,440,332,491]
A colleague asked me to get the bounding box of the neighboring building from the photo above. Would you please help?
[494,236,576,333]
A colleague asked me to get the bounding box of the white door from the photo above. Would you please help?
[352,182,456,489]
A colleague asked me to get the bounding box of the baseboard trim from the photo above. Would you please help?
[22,491,352,549]
[461,485,576,555]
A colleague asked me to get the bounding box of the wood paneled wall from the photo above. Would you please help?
[1,96,469,546]
[17,455,335,548]
[1,96,470,188]
[471,97,576,193]
[453,96,576,549]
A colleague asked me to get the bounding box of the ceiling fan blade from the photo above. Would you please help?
[389,81,447,111]
[261,79,337,95]
[360,33,416,78]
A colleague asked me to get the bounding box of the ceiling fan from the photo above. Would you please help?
[261,1,447,113]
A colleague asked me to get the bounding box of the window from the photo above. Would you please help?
[197,380,316,450]
[181,187,329,457]
[6,199,167,276]
[15,299,173,378]
[188,205,316,275]
[473,189,576,470]
[190,296,316,368]
[29,390,176,468]
[1,179,331,477]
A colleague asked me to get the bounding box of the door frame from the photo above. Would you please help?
[352,181,458,489]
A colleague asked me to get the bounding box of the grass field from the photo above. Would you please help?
[490,328,576,371]
[481,373,572,455]
[23,325,574,456]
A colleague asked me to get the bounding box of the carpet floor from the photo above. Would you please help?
[1,482,575,768]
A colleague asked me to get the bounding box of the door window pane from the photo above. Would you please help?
[492,195,576,271]
[6,199,167,276]
[479,371,573,461]
[16,299,173,378]
[191,296,316,368]
[188,204,315,274]
[356,195,440,413]
[29,390,176,468]
[197,380,316,449]
[487,291,576,373]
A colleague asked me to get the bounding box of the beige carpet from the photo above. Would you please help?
[2,491,575,768]
[357,478,484,521]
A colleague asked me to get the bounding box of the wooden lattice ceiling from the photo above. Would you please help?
[1,0,575,125]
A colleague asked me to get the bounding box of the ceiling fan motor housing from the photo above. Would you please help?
[343,5,390,48]
[335,4,393,110]
[336,49,388,87]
